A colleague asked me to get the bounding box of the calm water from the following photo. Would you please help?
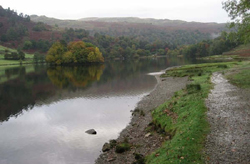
[0,57,195,164]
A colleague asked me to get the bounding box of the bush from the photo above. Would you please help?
[217,64,228,68]
[4,52,19,60]
[133,153,145,164]
[4,50,25,60]
[186,84,201,94]
[115,143,131,153]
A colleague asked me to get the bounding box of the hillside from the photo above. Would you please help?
[0,6,62,52]
[30,15,226,36]
[0,6,228,60]
[223,43,250,57]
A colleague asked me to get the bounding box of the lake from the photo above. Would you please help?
[0,57,195,164]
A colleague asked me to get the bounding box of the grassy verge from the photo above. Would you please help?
[146,62,240,164]
[226,64,250,88]
[201,44,250,61]
[223,43,250,56]
[201,55,238,60]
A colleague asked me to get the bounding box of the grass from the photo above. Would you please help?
[0,45,35,65]
[223,43,250,56]
[0,45,16,52]
[226,63,250,88]
[202,44,250,61]
[201,55,238,60]
[146,62,240,164]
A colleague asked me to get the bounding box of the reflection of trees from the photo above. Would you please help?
[0,58,193,122]
[0,66,56,122]
[47,65,104,88]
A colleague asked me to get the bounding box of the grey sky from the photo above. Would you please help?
[1,0,230,23]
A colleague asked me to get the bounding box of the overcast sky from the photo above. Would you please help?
[1,0,230,23]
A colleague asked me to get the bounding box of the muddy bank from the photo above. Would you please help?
[205,72,250,163]
[96,75,189,164]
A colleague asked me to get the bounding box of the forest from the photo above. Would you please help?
[0,6,60,52]
[0,1,249,62]
[168,0,250,58]
[0,5,227,61]
[167,31,238,58]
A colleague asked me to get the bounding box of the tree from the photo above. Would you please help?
[223,0,250,43]
[62,51,76,63]
[32,22,47,31]
[46,41,104,65]
[87,52,96,62]
[23,40,32,49]
[68,41,87,63]
[157,49,165,56]
[33,52,45,63]
[18,50,25,60]
[46,41,67,64]
[94,47,104,62]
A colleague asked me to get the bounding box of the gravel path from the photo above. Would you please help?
[96,75,189,164]
[205,72,250,164]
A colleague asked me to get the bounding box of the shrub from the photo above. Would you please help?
[186,84,201,94]
[115,143,131,153]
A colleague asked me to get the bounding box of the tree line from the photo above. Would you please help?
[168,0,250,58]
[0,6,30,42]
[1,1,249,61]
[167,32,237,58]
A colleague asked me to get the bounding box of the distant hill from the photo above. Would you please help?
[0,5,228,59]
[78,17,221,27]
[30,15,226,36]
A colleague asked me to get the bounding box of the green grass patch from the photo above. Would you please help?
[0,45,34,64]
[201,55,237,60]
[0,45,16,53]
[227,65,250,88]
[161,62,237,78]
[146,62,240,164]
[200,44,250,60]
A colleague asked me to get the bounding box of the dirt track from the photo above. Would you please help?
[205,72,250,164]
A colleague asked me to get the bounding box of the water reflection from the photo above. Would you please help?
[47,65,104,88]
[0,57,195,164]
[0,95,144,164]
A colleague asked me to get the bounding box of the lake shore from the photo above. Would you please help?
[96,73,189,163]
[96,61,250,163]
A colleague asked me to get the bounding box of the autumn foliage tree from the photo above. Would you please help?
[46,41,104,65]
